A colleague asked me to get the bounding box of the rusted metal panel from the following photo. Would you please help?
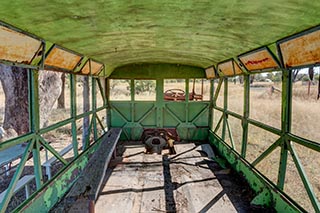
[279,28,320,68]
[0,25,41,64]
[239,48,279,71]
[205,66,216,79]
[44,46,82,71]
[81,59,104,75]
[218,60,242,77]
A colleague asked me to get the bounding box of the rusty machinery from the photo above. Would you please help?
[141,129,180,155]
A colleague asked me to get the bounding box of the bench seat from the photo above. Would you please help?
[0,175,35,204]
[42,144,73,180]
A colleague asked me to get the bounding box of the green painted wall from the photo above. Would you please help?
[110,63,205,79]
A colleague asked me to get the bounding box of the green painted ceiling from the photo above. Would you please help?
[0,0,319,75]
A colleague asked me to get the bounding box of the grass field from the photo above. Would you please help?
[217,80,320,212]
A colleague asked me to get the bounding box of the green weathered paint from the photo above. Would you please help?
[32,138,43,189]
[222,79,227,141]
[16,136,104,213]
[209,131,303,213]
[92,78,98,140]
[111,63,205,79]
[0,1,319,212]
[109,73,210,141]
[241,75,250,157]
[287,142,320,212]
[1,1,320,74]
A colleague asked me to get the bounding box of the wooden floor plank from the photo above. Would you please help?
[96,142,258,212]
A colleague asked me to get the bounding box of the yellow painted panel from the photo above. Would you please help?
[218,60,243,77]
[81,60,103,75]
[0,25,41,64]
[205,66,216,79]
[233,61,243,75]
[280,29,320,68]
[218,61,233,76]
[239,49,278,71]
[44,46,82,70]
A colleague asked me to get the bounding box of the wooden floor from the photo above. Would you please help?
[95,142,257,213]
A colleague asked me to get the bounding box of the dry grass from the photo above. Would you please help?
[216,82,320,212]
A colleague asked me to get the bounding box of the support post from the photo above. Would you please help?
[82,76,90,150]
[222,78,228,141]
[92,77,98,140]
[241,75,250,158]
[209,80,214,130]
[105,79,111,129]
[277,69,292,189]
[70,74,78,157]
[156,79,164,128]
[28,69,43,188]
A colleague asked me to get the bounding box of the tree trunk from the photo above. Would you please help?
[57,73,65,109]
[0,65,29,135]
[38,70,63,128]
[250,75,255,84]
[0,64,63,140]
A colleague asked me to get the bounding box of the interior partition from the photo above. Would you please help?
[108,64,211,141]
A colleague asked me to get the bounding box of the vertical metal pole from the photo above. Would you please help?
[222,78,228,141]
[130,79,135,123]
[82,75,90,150]
[282,69,292,135]
[201,78,204,97]
[105,78,111,129]
[156,79,164,128]
[185,79,190,139]
[92,77,98,140]
[130,79,135,102]
[241,75,250,158]
[28,68,43,189]
[32,140,42,188]
[130,79,135,139]
[277,142,288,190]
[277,69,292,190]
[209,80,214,130]
[70,74,78,157]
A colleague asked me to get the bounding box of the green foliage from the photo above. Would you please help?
[254,73,266,82]
[135,80,156,94]
[266,72,282,82]
[302,75,309,82]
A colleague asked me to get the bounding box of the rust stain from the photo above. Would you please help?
[44,47,81,70]
[240,49,278,71]
[245,57,269,65]
[280,29,320,68]
[0,26,41,64]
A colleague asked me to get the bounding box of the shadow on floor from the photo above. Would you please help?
[97,142,275,213]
